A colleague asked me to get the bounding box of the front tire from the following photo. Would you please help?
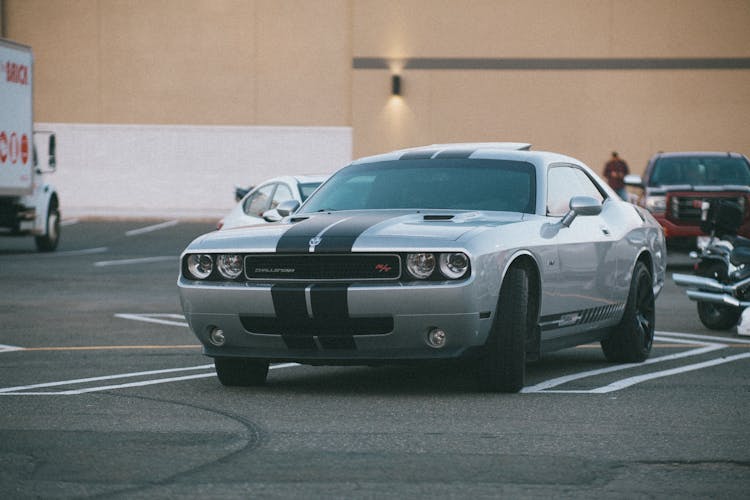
[601,261,655,363]
[214,357,269,386]
[480,264,531,393]
[35,200,60,252]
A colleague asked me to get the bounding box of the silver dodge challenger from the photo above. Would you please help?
[178,143,667,392]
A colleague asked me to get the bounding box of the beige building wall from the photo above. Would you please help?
[3,0,749,177]
[352,0,750,172]
[4,0,352,126]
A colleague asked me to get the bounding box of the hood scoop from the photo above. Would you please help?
[423,214,455,221]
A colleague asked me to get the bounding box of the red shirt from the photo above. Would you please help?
[603,159,629,190]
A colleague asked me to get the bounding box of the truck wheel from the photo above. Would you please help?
[214,357,269,386]
[35,201,60,252]
[601,261,654,363]
[480,263,530,393]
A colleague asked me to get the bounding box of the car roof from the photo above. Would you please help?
[352,142,584,168]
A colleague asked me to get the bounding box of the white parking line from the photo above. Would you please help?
[522,333,749,394]
[94,256,174,267]
[0,363,299,396]
[114,313,188,327]
[3,322,749,396]
[125,220,179,237]
[51,247,109,257]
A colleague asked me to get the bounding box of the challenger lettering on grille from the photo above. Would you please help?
[244,254,401,281]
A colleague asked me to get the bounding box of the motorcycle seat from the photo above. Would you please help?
[730,246,750,266]
[730,235,750,249]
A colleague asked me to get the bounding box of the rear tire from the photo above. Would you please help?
[601,261,654,363]
[214,357,269,386]
[695,262,741,330]
[480,264,530,393]
[697,302,742,330]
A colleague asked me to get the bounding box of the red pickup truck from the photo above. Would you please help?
[626,151,750,247]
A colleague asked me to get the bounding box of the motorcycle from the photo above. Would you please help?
[673,199,750,330]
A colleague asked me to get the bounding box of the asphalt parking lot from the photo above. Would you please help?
[1,219,749,498]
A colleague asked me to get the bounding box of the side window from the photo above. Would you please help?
[243,184,275,217]
[547,166,604,217]
[271,183,294,209]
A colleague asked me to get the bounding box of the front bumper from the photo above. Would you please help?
[178,277,495,362]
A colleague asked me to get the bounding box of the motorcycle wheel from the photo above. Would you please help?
[695,261,741,330]
[697,301,741,330]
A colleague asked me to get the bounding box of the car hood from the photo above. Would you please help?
[185,210,524,253]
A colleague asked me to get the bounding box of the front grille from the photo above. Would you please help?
[670,195,741,223]
[244,254,401,281]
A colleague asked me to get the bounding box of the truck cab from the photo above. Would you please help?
[626,151,750,248]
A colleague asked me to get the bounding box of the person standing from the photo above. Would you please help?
[603,151,630,200]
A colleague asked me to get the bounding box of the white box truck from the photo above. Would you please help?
[0,38,60,251]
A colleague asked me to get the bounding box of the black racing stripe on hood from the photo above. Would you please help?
[312,213,398,253]
[275,213,350,253]
[433,149,474,159]
[399,150,439,160]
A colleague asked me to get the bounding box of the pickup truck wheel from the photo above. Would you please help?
[35,202,60,252]
[214,357,269,386]
[601,261,654,363]
[480,263,529,393]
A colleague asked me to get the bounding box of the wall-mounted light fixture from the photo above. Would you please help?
[391,74,401,96]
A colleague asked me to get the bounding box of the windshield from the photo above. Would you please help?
[298,182,323,201]
[649,156,750,186]
[301,159,536,213]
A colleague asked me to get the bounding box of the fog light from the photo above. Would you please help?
[209,327,226,346]
[426,327,447,348]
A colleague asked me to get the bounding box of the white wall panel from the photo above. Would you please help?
[36,123,352,219]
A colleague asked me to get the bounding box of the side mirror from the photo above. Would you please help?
[262,209,282,223]
[561,196,602,227]
[623,174,643,188]
[48,134,56,170]
[276,199,300,217]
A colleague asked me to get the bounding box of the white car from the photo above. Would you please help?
[218,175,327,230]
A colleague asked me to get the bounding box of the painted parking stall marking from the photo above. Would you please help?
[1,322,748,396]
[0,363,299,396]
[523,332,750,393]
[114,313,189,327]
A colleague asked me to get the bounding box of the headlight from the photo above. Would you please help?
[217,254,243,279]
[186,254,214,279]
[439,252,469,279]
[406,253,436,279]
[646,195,666,214]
